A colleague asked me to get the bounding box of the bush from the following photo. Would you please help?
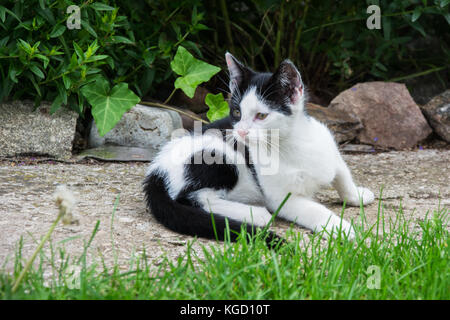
[0,0,208,134]
[1,0,449,135]
[203,0,449,101]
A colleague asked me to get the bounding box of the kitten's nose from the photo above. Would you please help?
[237,129,249,138]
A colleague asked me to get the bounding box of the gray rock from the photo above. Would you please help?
[78,145,157,162]
[89,104,183,150]
[306,102,362,143]
[329,82,432,150]
[420,90,450,143]
[0,100,78,159]
[339,144,376,153]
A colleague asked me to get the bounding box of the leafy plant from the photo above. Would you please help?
[80,79,140,136]
[204,0,450,101]
[170,46,221,99]
[0,0,209,136]
[205,93,229,122]
[1,0,448,137]
[147,45,227,123]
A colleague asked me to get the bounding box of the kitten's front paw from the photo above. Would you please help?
[346,187,374,207]
[249,207,272,227]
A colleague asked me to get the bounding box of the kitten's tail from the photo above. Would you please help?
[143,172,284,249]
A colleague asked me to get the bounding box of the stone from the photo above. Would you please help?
[164,106,207,131]
[339,144,376,153]
[329,82,432,150]
[420,90,450,143]
[77,145,157,162]
[306,102,362,143]
[0,100,78,159]
[89,104,183,150]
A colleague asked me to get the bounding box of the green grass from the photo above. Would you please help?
[1,198,448,300]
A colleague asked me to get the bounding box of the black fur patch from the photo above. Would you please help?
[228,58,305,117]
[143,170,285,248]
[229,69,293,117]
[177,151,239,202]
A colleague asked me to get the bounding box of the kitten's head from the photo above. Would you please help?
[225,53,305,143]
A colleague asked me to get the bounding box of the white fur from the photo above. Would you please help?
[194,189,271,227]
[236,89,374,238]
[146,85,374,240]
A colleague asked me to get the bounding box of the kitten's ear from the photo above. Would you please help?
[225,52,251,93]
[272,59,304,104]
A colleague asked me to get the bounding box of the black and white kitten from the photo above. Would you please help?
[143,53,374,243]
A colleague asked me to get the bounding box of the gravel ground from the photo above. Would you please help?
[0,150,449,273]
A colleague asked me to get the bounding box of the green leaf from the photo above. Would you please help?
[85,55,109,63]
[143,50,156,67]
[0,6,21,23]
[0,35,9,47]
[56,81,67,104]
[0,6,6,23]
[81,20,98,38]
[140,68,155,95]
[412,7,422,22]
[170,46,220,98]
[35,54,49,69]
[77,93,85,115]
[443,11,450,25]
[26,73,41,96]
[81,79,140,136]
[69,52,78,69]
[18,39,32,54]
[36,7,55,24]
[90,3,115,11]
[62,74,71,89]
[374,62,388,72]
[9,65,18,83]
[30,64,45,79]
[182,40,203,58]
[85,39,100,58]
[409,19,427,37]
[111,36,134,44]
[50,24,66,38]
[50,94,63,114]
[205,93,229,122]
[73,42,84,60]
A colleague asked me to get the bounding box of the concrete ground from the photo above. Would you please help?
[0,150,449,273]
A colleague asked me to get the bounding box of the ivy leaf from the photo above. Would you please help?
[205,93,229,122]
[170,46,220,98]
[81,79,140,136]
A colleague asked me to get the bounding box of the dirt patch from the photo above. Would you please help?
[0,150,449,273]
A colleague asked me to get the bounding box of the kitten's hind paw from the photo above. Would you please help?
[346,187,374,207]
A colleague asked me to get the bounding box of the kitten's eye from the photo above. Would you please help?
[255,113,268,120]
[232,109,241,118]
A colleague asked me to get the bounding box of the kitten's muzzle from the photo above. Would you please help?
[237,129,249,138]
